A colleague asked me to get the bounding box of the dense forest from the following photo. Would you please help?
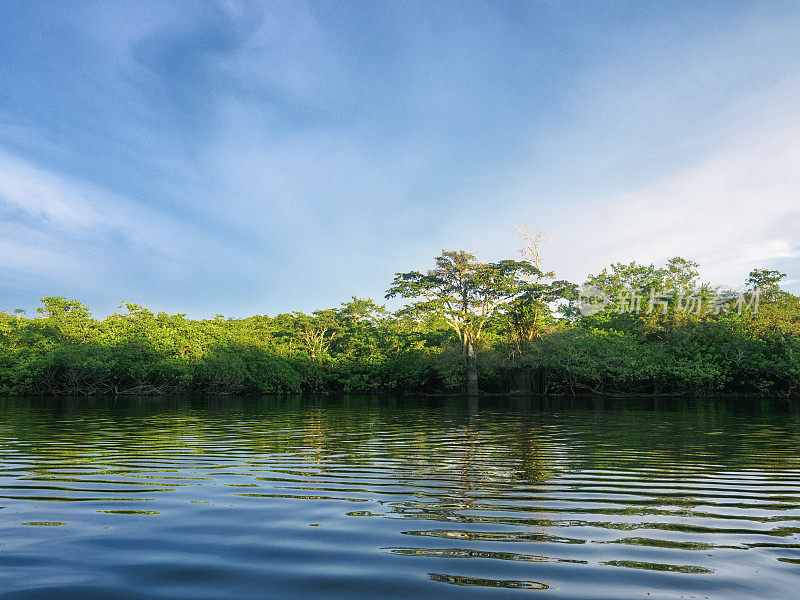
[2,235,798,397]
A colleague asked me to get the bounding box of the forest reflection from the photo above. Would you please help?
[1,395,798,481]
[0,395,798,595]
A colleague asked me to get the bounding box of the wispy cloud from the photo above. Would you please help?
[547,79,800,287]
[448,57,800,290]
[0,151,104,232]
[0,149,256,314]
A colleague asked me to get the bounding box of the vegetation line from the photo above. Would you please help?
[2,237,797,397]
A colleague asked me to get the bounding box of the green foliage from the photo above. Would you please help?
[193,346,302,394]
[2,255,798,397]
[386,250,538,346]
[387,249,541,394]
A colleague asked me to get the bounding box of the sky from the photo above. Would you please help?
[1,0,799,318]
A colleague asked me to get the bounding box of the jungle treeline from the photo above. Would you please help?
[1,249,798,397]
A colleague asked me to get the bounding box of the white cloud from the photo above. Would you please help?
[456,77,800,290]
[0,152,102,231]
[560,95,800,286]
[0,149,253,314]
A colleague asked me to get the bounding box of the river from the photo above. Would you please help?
[0,396,798,599]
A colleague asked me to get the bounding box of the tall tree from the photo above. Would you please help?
[36,297,93,342]
[505,227,571,349]
[747,269,787,302]
[386,250,536,396]
[292,309,340,362]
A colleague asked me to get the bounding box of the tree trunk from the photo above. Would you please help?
[464,339,479,396]
[512,370,530,394]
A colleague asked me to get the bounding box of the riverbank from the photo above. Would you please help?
[3,283,798,397]
[2,323,797,397]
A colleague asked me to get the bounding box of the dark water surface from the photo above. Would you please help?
[0,396,798,599]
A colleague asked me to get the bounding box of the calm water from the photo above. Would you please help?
[0,396,798,599]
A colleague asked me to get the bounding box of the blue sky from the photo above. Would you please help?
[2,1,799,317]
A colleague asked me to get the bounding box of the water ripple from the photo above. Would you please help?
[0,396,798,599]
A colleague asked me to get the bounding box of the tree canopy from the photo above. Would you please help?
[387,250,538,394]
[1,247,797,398]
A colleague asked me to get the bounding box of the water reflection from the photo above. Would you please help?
[0,396,798,599]
[428,572,550,589]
